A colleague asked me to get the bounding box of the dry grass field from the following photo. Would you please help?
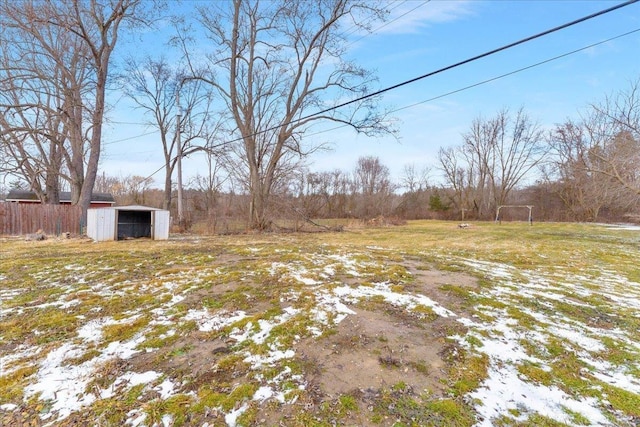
[1,221,639,426]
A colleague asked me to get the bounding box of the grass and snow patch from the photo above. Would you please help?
[2,222,639,426]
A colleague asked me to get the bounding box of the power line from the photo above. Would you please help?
[376,0,431,35]
[139,25,640,181]
[104,2,434,134]
[344,1,431,48]
[340,1,410,39]
[272,27,640,139]
[216,0,639,146]
[392,27,640,115]
[301,0,639,122]
[103,130,158,145]
[134,1,639,180]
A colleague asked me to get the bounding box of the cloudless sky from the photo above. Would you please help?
[100,0,640,189]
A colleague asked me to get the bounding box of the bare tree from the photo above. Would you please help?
[488,108,545,208]
[438,146,474,218]
[546,121,621,221]
[0,1,88,203]
[119,56,216,210]
[583,79,640,195]
[298,171,333,218]
[0,0,157,224]
[546,80,640,220]
[439,108,545,219]
[352,156,395,219]
[188,146,231,232]
[401,163,431,192]
[184,0,395,230]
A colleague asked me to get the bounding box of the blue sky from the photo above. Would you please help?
[101,0,640,188]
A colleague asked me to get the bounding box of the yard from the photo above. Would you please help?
[1,221,639,426]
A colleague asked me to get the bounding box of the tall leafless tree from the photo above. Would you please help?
[400,163,431,193]
[438,145,474,217]
[0,0,157,224]
[352,155,395,219]
[119,56,216,210]
[545,121,622,221]
[183,0,395,230]
[583,78,640,195]
[439,108,545,219]
[0,1,88,203]
[546,80,640,220]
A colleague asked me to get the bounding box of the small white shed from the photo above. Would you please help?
[87,205,170,242]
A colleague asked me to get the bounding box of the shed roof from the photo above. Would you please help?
[113,205,163,211]
[6,190,115,204]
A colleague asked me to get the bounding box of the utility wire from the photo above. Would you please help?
[391,27,640,115]
[278,27,640,139]
[344,0,431,48]
[217,0,639,146]
[303,0,639,122]
[105,2,429,132]
[137,0,639,180]
[340,0,413,39]
[103,130,158,145]
[142,25,640,181]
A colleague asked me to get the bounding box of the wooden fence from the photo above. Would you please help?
[0,203,83,236]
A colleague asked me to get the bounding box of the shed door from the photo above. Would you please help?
[117,210,151,240]
[152,211,170,240]
[87,208,116,241]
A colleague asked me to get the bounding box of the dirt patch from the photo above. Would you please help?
[297,307,448,398]
[129,335,235,388]
[404,259,479,316]
[252,261,477,425]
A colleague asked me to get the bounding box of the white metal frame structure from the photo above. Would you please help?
[495,205,534,225]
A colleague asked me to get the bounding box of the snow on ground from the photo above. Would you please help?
[2,245,640,426]
[471,364,611,427]
[596,223,640,231]
[456,257,640,426]
[184,309,248,332]
[333,281,455,318]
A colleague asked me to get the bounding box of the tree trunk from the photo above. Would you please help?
[79,66,108,226]
[248,168,270,230]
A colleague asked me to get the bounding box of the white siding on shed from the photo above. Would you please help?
[87,208,116,242]
[87,206,170,241]
[152,210,170,240]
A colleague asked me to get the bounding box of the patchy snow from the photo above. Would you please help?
[333,281,455,317]
[270,262,321,285]
[471,365,610,427]
[23,327,152,422]
[161,414,173,427]
[584,358,640,395]
[547,325,605,352]
[596,223,640,231]
[125,409,147,426]
[225,403,249,427]
[4,243,640,426]
[230,307,300,345]
[0,344,42,376]
[1,403,18,411]
[23,343,99,421]
[310,290,357,334]
[253,385,275,402]
[244,348,296,369]
[325,253,367,277]
[77,317,114,343]
[449,256,640,426]
[185,309,248,332]
[0,288,22,302]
